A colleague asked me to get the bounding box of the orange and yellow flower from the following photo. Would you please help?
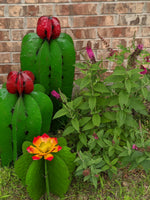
[27,133,62,161]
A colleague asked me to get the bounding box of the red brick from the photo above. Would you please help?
[11,30,26,41]
[12,53,20,63]
[112,39,127,48]
[9,6,23,17]
[0,53,11,63]
[72,28,96,39]
[97,27,140,38]
[101,3,144,14]
[0,75,7,84]
[72,0,113,2]
[142,27,150,37]
[0,31,10,41]
[38,0,69,2]
[0,65,11,74]
[39,5,54,16]
[23,5,39,17]
[0,42,21,52]
[25,0,38,3]
[59,17,70,28]
[73,16,114,27]
[55,4,97,16]
[11,64,21,71]
[0,18,24,29]
[26,17,38,28]
[146,2,150,12]
[75,40,101,51]
[0,6,4,17]
[72,4,98,15]
[6,0,21,3]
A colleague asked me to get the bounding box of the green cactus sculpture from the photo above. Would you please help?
[0,71,53,166]
[20,16,76,103]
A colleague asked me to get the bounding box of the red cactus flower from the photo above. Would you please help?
[6,70,34,95]
[51,17,61,39]
[37,16,52,40]
[27,133,62,161]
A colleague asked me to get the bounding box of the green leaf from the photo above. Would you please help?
[103,112,116,121]
[88,96,96,111]
[79,117,91,127]
[119,91,129,108]
[71,118,79,132]
[125,114,138,128]
[116,110,126,127]
[14,142,33,185]
[48,155,70,197]
[129,97,147,115]
[79,133,87,146]
[125,79,131,93]
[94,83,109,93]
[142,87,148,99]
[63,126,75,136]
[57,146,76,174]
[53,108,68,119]
[80,76,91,90]
[73,96,83,108]
[26,159,45,200]
[92,114,101,127]
[57,137,67,147]
[111,158,119,165]
[82,121,94,131]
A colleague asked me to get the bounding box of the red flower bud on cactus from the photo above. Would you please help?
[6,71,34,95]
[37,16,52,40]
[51,17,61,39]
[23,70,35,82]
[6,71,18,94]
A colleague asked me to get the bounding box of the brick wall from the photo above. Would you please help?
[0,0,150,84]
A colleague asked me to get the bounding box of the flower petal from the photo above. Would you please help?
[27,145,40,154]
[33,136,41,147]
[44,154,54,161]
[40,133,50,143]
[32,155,42,160]
[50,137,58,146]
[52,145,62,153]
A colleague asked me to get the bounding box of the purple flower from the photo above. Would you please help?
[51,90,60,99]
[132,144,138,150]
[108,50,118,57]
[137,44,143,50]
[93,132,98,140]
[144,56,150,63]
[140,65,147,75]
[86,42,96,63]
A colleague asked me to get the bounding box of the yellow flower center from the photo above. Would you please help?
[39,142,51,153]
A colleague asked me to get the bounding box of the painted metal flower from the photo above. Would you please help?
[51,90,60,99]
[27,133,62,161]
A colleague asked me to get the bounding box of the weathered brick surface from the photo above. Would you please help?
[0,1,149,84]
[0,31,10,41]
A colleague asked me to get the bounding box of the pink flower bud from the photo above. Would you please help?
[132,144,138,150]
[51,90,60,99]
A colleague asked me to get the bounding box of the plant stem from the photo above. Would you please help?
[45,160,50,200]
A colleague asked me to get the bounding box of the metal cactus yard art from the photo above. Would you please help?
[21,16,76,101]
[0,71,53,166]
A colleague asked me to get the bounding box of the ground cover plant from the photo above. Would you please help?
[0,14,150,200]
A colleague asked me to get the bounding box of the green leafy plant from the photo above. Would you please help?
[0,71,53,167]
[53,38,150,188]
[15,133,76,200]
